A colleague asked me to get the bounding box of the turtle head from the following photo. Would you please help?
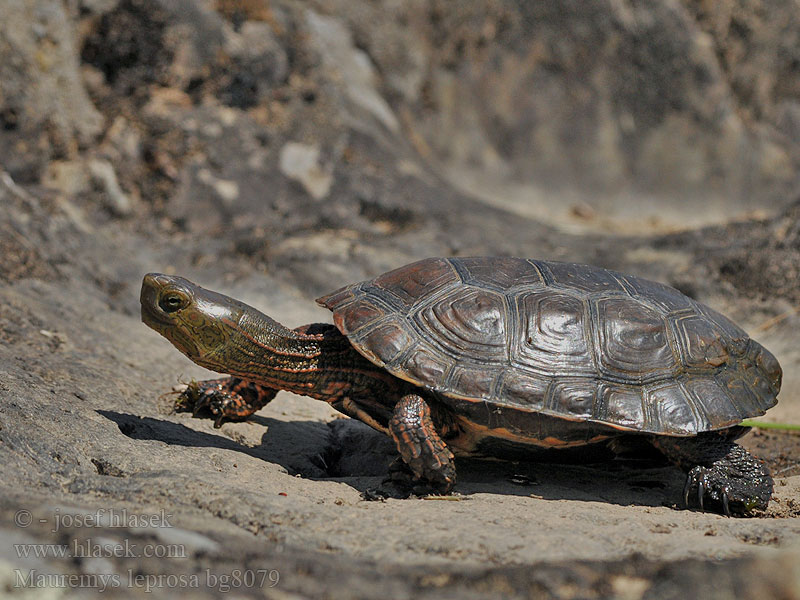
[142,273,310,378]
[140,273,247,370]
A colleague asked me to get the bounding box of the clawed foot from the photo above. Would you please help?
[387,393,458,495]
[385,457,454,496]
[361,459,455,501]
[682,463,770,517]
[361,483,411,502]
[683,466,732,516]
[654,435,772,517]
[173,378,275,428]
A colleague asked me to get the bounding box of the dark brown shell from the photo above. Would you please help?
[317,257,781,436]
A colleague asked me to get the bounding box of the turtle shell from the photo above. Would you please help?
[317,257,781,436]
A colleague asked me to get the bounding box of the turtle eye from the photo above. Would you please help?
[159,293,188,313]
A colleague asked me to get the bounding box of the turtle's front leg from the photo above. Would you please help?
[388,394,456,493]
[651,431,772,516]
[176,377,278,428]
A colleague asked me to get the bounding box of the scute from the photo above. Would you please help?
[699,305,749,354]
[645,382,706,434]
[543,261,628,294]
[357,320,413,366]
[755,345,782,392]
[415,287,508,363]
[513,290,594,375]
[318,257,780,435]
[549,379,596,419]
[594,296,677,381]
[716,370,762,420]
[448,365,496,400]
[457,256,545,290]
[670,312,730,368]
[334,299,385,335]
[402,345,450,385]
[683,377,743,430]
[599,384,645,429]
[616,275,694,312]
[498,369,549,409]
[371,257,458,307]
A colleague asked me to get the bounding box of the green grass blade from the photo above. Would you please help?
[740,419,800,431]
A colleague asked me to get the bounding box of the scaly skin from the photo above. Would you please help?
[140,273,454,491]
[175,377,278,428]
[652,429,772,516]
[388,394,456,492]
[141,274,402,409]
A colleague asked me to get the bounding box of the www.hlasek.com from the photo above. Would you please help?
[15,569,280,593]
[15,538,186,560]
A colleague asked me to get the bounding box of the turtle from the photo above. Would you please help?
[140,257,781,515]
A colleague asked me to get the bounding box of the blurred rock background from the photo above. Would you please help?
[4,0,799,219]
[1,1,799,598]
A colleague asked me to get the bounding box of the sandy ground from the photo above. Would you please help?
[1,206,798,597]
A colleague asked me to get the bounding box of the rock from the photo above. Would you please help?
[77,0,120,14]
[89,158,133,216]
[305,9,400,133]
[224,20,289,95]
[103,117,142,162]
[326,0,800,225]
[42,160,91,197]
[197,168,240,204]
[0,0,103,182]
[279,141,333,200]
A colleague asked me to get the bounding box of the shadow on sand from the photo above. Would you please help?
[98,410,685,511]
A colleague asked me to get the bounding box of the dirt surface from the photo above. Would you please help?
[1,1,799,598]
[2,161,799,598]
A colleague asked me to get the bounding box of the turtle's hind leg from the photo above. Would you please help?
[388,394,456,494]
[651,429,772,516]
[176,377,278,428]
